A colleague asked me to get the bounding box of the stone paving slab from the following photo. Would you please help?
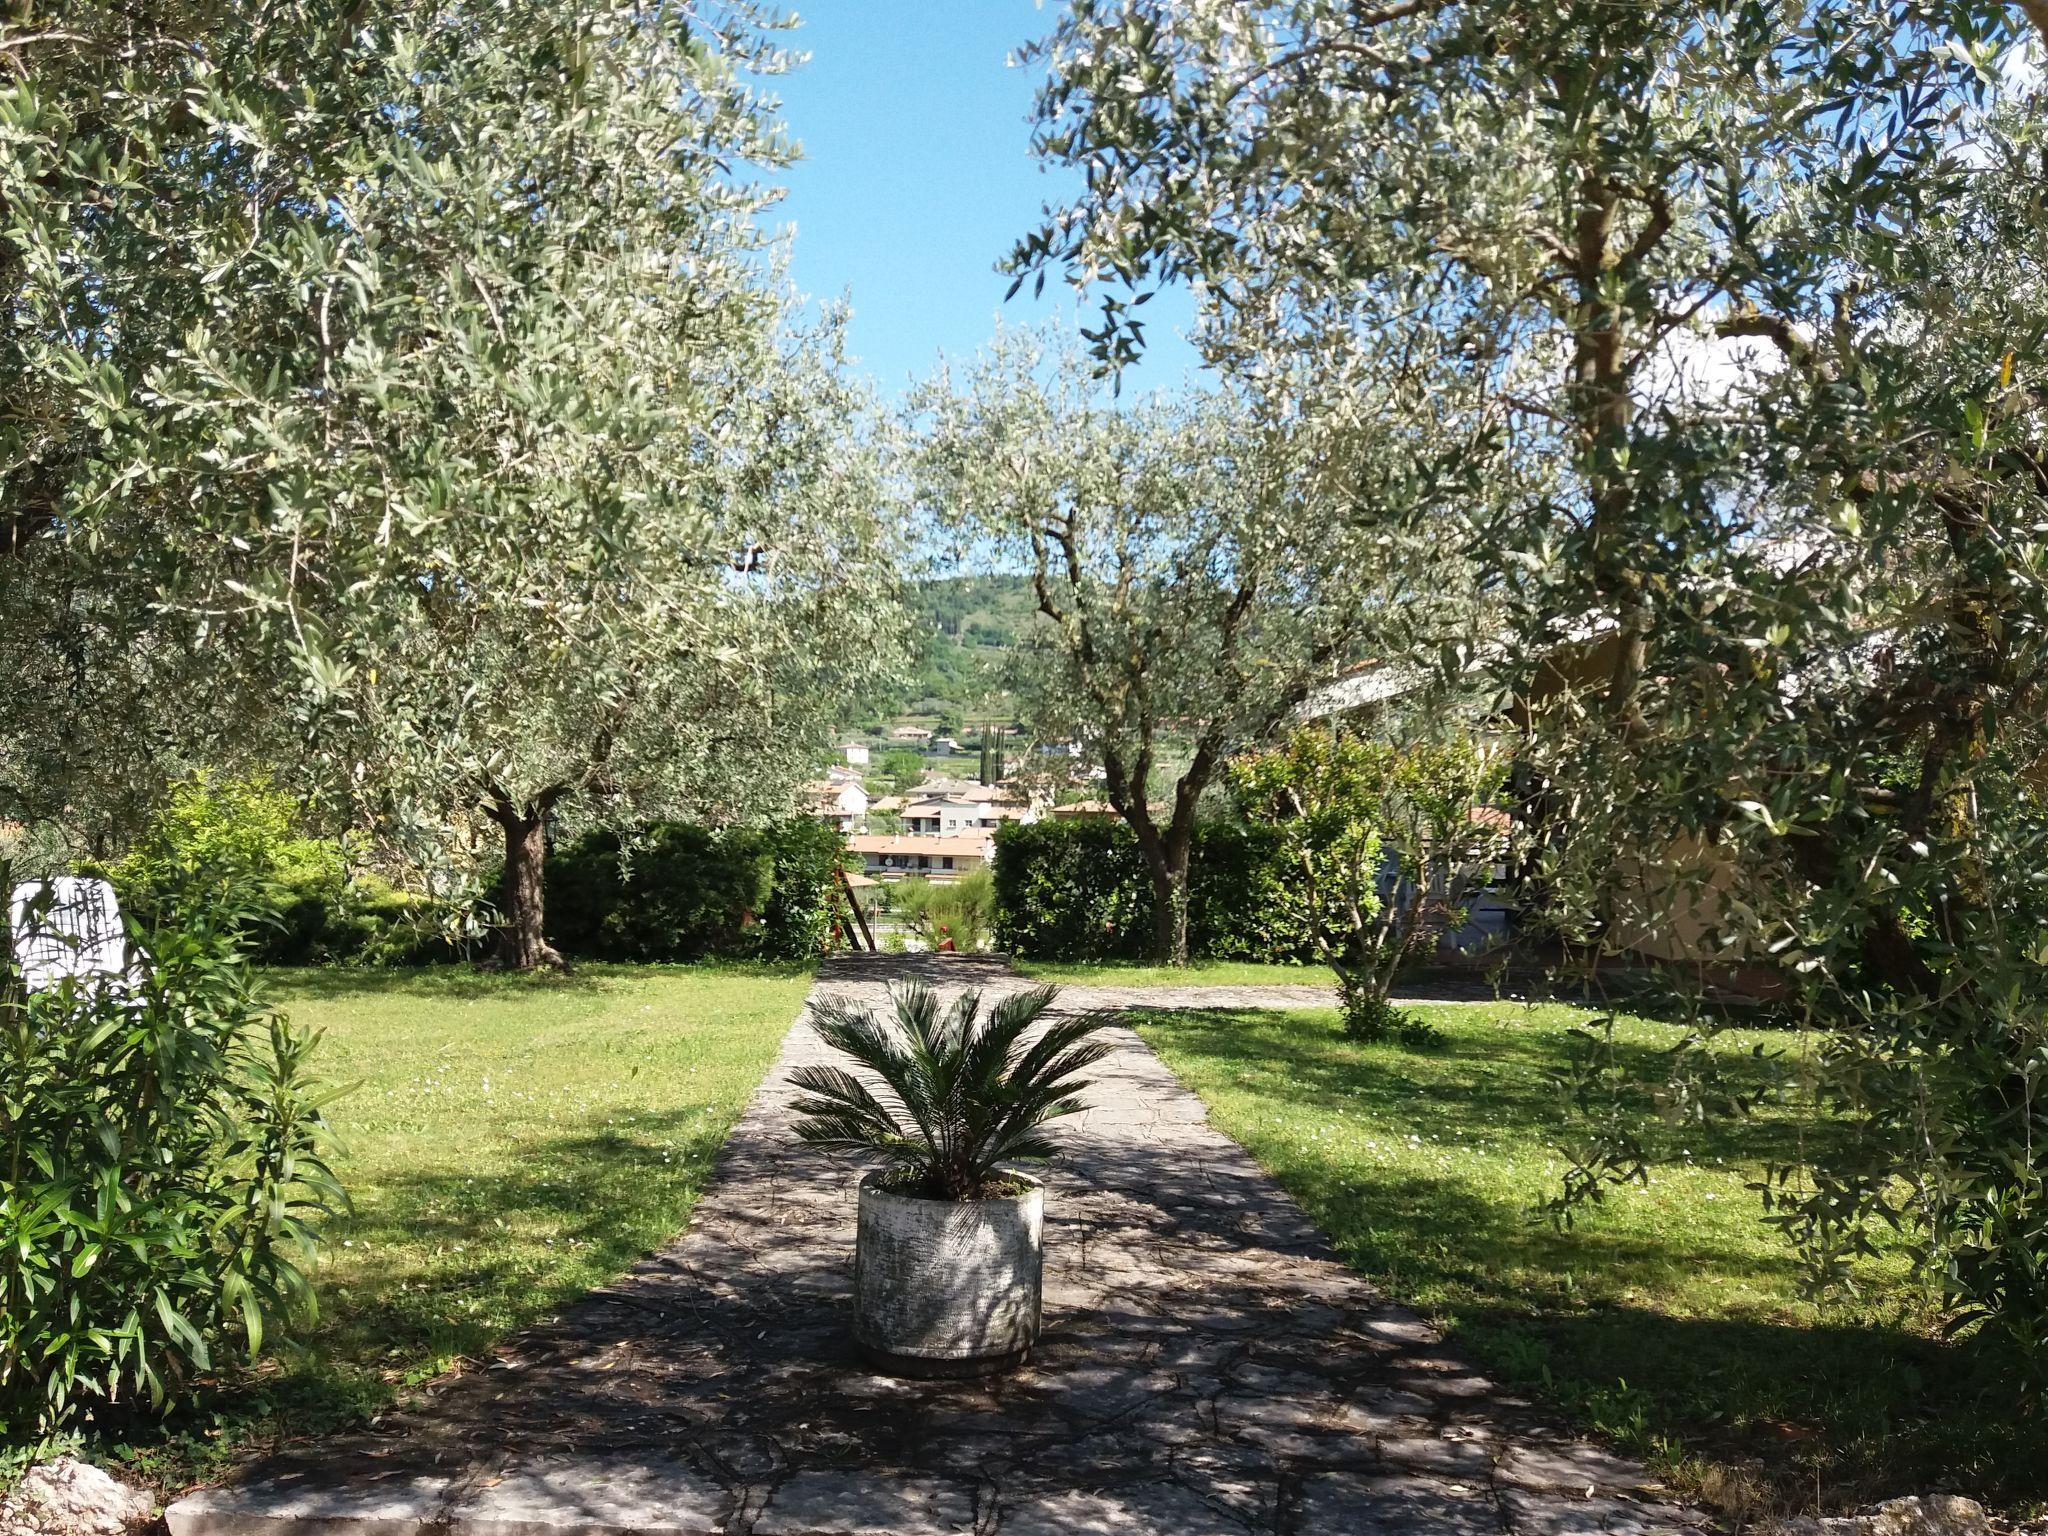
[168,954,1707,1536]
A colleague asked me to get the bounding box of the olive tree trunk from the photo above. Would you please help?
[1137,832,1192,968]
[491,805,566,971]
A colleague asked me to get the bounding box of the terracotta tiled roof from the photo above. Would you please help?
[846,834,993,858]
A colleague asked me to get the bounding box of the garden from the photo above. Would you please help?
[7,0,2048,1530]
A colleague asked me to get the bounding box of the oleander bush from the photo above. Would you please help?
[0,878,341,1443]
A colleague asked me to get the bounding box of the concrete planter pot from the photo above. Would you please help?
[852,1171,1043,1377]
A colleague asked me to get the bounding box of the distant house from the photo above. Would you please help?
[902,797,985,837]
[1051,799,1118,818]
[976,803,1036,828]
[955,782,1041,811]
[888,725,934,744]
[904,795,1038,836]
[846,833,993,883]
[807,780,870,833]
[932,736,964,755]
[840,742,871,768]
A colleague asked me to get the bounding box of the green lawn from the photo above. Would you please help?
[108,964,811,1488]
[1013,958,1338,987]
[1132,1002,2045,1518]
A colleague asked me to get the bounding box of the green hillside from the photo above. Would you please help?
[876,574,1039,728]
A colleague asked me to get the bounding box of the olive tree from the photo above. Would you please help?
[1013,0,2048,1367]
[915,336,1480,965]
[0,2,906,966]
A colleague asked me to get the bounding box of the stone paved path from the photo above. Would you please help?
[1061,980,1340,1012]
[169,955,1704,1536]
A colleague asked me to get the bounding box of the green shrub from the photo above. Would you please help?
[547,818,845,963]
[0,875,341,1443]
[1187,822,1324,962]
[752,818,851,960]
[104,773,354,965]
[317,876,480,968]
[992,816,1323,963]
[891,869,995,951]
[991,818,1153,960]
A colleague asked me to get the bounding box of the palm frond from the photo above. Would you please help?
[806,995,943,1149]
[788,1063,905,1137]
[1009,1010,1117,1090]
[958,984,1058,1099]
[787,979,1114,1198]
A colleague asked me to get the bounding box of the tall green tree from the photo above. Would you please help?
[0,3,906,966]
[917,337,1478,965]
[1013,0,2048,1365]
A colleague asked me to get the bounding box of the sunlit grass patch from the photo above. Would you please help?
[102,963,810,1489]
[1133,1002,2043,1517]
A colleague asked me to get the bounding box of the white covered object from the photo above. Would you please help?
[9,877,142,996]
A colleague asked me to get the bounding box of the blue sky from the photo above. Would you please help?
[768,1,1200,395]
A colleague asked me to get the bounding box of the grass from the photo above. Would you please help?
[1131,1001,2046,1519]
[1012,958,1338,987]
[101,963,811,1491]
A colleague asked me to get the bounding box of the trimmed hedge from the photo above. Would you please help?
[991,817,1320,963]
[546,817,845,963]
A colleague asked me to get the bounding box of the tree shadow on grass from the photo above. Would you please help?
[1130,1007,2042,1511]
[320,1108,745,1353]
[1452,1296,2047,1509]
[260,959,816,1006]
[100,1105,742,1483]
[260,964,613,1004]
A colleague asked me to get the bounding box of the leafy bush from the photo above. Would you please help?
[1229,731,1511,1040]
[1187,822,1325,962]
[547,818,845,963]
[890,870,995,952]
[106,773,349,962]
[548,824,768,962]
[753,818,854,961]
[314,876,479,968]
[991,816,1322,963]
[102,774,469,967]
[0,875,341,1442]
[991,818,1154,960]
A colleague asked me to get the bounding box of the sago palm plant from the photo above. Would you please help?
[790,982,1112,1200]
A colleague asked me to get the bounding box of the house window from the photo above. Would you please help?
[942,857,954,870]
[918,855,931,869]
